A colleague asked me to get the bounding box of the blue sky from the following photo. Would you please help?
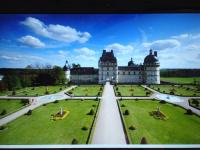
[0,14,200,68]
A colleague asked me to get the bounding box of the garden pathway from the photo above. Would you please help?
[0,86,76,126]
[92,82,126,144]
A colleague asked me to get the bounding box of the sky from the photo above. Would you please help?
[0,14,200,69]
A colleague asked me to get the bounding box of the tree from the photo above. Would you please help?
[72,63,81,68]
[2,74,22,90]
[52,66,66,84]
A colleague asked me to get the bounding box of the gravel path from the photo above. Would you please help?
[92,82,126,144]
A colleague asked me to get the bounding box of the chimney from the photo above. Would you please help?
[154,51,157,57]
[103,50,106,54]
[111,50,113,53]
[150,49,153,55]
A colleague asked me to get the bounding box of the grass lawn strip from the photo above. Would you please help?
[68,85,103,97]
[150,85,200,96]
[6,85,68,96]
[0,100,97,144]
[0,99,28,118]
[161,77,200,84]
[114,85,151,96]
[120,99,200,144]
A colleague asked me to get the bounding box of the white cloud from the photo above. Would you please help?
[142,39,180,50]
[105,43,134,55]
[0,54,44,62]
[171,34,189,40]
[21,17,91,43]
[18,35,45,48]
[74,47,96,56]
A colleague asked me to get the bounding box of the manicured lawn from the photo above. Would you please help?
[0,99,28,118]
[150,85,200,96]
[114,85,151,96]
[189,98,200,109]
[161,77,200,84]
[120,99,200,144]
[0,100,98,144]
[2,85,68,96]
[68,85,103,96]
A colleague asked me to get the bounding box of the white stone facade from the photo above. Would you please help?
[68,49,160,84]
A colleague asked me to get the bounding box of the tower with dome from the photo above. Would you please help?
[64,49,160,84]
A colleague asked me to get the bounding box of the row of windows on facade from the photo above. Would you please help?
[102,71,142,75]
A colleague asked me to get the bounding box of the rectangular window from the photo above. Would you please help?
[107,72,109,75]
[128,72,130,75]
[123,72,125,75]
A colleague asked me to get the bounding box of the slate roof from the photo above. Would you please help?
[118,66,144,71]
[99,50,117,63]
[70,67,98,75]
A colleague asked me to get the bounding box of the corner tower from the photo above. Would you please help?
[143,50,160,84]
[98,50,118,84]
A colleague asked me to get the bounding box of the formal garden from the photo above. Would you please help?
[161,77,200,84]
[0,85,68,96]
[119,99,200,144]
[67,85,103,97]
[149,85,200,96]
[0,99,99,144]
[0,99,29,118]
[114,85,152,97]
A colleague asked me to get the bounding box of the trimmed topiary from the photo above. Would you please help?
[185,109,193,115]
[87,109,94,115]
[0,125,6,130]
[121,104,126,107]
[26,109,32,115]
[71,138,78,144]
[159,100,166,104]
[129,125,136,130]
[0,109,7,116]
[12,90,16,95]
[92,104,96,107]
[81,126,88,131]
[123,110,130,115]
[53,100,59,103]
[140,137,148,144]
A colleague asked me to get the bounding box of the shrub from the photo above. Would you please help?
[68,91,73,94]
[146,92,150,96]
[131,93,134,96]
[140,137,148,144]
[0,109,7,116]
[21,99,28,106]
[157,88,160,91]
[185,109,193,115]
[97,92,100,96]
[129,125,136,130]
[163,91,165,93]
[121,104,126,107]
[100,87,103,91]
[95,97,99,101]
[170,91,174,95]
[36,93,39,96]
[60,87,62,90]
[71,138,78,144]
[12,90,16,95]
[32,87,35,90]
[123,110,130,115]
[45,91,49,94]
[92,104,96,107]
[159,100,166,104]
[145,88,147,91]
[118,92,121,96]
[87,109,94,115]
[81,126,88,131]
[0,126,6,130]
[116,87,118,91]
[53,100,59,103]
[43,104,46,106]
[26,109,32,115]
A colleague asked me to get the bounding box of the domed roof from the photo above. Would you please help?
[143,50,159,65]
[63,64,69,71]
[128,58,134,67]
